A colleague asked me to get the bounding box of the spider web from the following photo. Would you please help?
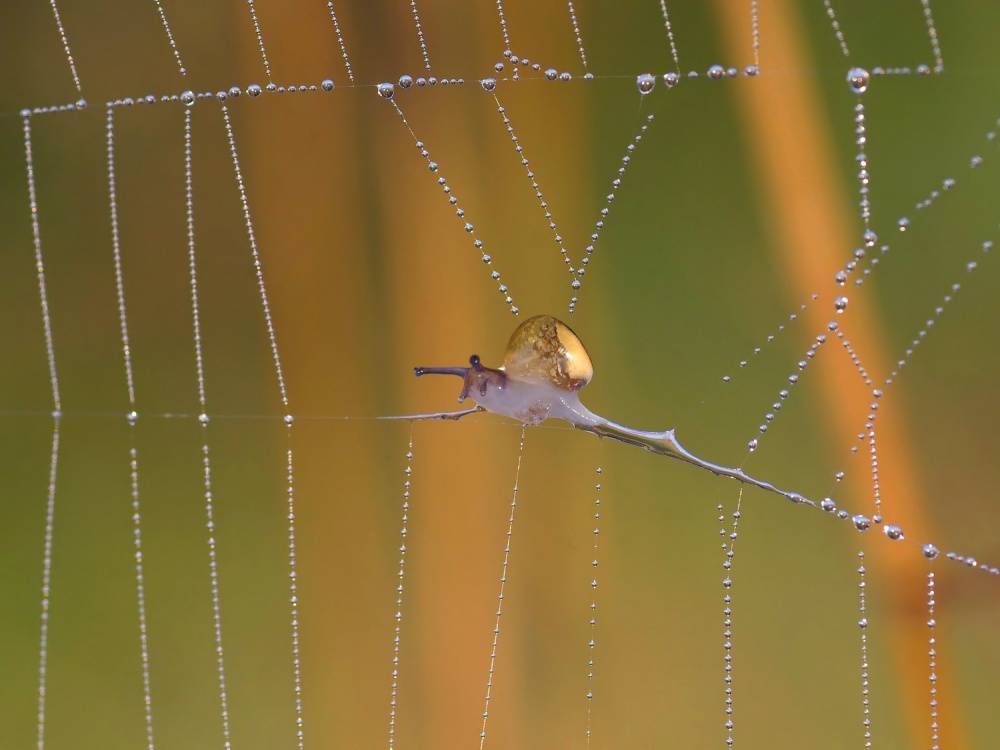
[1,1,998,748]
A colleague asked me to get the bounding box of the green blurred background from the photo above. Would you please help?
[1,1,999,747]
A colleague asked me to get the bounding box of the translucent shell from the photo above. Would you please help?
[501,315,593,391]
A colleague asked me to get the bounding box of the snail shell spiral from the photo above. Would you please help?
[502,315,593,391]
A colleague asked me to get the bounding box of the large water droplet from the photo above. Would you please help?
[663,71,681,87]
[847,67,870,94]
[922,544,939,560]
[321,79,335,92]
[821,498,837,512]
[180,90,196,107]
[481,78,497,92]
[853,515,871,531]
[377,83,395,99]
[834,295,849,313]
[247,84,263,98]
[883,524,904,541]
[636,73,656,94]
[707,64,726,80]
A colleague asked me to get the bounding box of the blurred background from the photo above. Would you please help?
[1,0,999,747]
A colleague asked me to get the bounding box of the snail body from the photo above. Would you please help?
[412,315,813,507]
[415,316,599,427]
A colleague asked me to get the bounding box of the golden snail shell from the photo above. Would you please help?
[501,315,593,391]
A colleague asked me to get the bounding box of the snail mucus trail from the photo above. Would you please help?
[410,315,813,507]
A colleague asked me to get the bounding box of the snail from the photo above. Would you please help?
[406,315,812,507]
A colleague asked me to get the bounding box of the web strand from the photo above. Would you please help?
[33,420,60,750]
[658,0,680,72]
[151,0,187,75]
[409,0,432,71]
[479,425,527,749]
[384,93,520,315]
[23,114,64,750]
[719,494,742,747]
[326,2,355,84]
[245,0,273,81]
[567,2,589,72]
[22,113,62,414]
[46,0,81,93]
[387,434,415,749]
[857,551,873,747]
[219,103,305,746]
[926,571,940,747]
[107,104,157,749]
[568,112,656,313]
[921,0,944,73]
[821,1,850,57]
[491,94,572,275]
[584,467,603,746]
[495,0,512,58]
[186,108,233,750]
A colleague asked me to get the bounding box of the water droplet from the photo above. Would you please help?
[127,411,138,426]
[744,65,760,77]
[707,64,726,80]
[897,217,909,231]
[543,68,558,81]
[853,515,871,531]
[821,498,837,512]
[427,161,438,172]
[377,82,395,99]
[834,270,847,285]
[480,78,497,92]
[180,90,196,106]
[198,413,209,425]
[863,229,877,248]
[747,438,758,452]
[321,79,335,92]
[663,71,681,87]
[922,544,939,560]
[284,414,294,426]
[834,295,849,313]
[883,524,904,541]
[847,67,870,94]
[247,84,263,98]
[636,73,656,94]
[858,617,868,629]
[398,74,414,89]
